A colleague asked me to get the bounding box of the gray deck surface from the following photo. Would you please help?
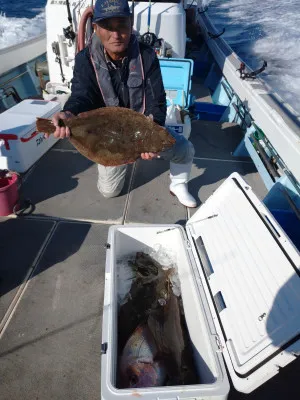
[125,159,187,225]
[191,120,246,160]
[0,222,106,400]
[0,218,54,322]
[189,158,268,215]
[191,80,212,103]
[0,90,298,399]
[22,150,133,223]
[52,137,77,151]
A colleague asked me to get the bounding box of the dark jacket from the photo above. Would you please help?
[63,41,167,126]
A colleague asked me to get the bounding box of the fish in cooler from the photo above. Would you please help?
[118,252,172,351]
[119,324,166,388]
[118,251,198,388]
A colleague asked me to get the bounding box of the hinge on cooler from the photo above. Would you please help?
[101,343,108,354]
[215,335,224,353]
[185,239,191,249]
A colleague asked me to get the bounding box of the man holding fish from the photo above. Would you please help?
[51,0,197,208]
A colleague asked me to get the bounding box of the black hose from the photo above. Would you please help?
[66,0,73,25]
[132,0,135,26]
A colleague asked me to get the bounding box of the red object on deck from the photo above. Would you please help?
[0,173,19,216]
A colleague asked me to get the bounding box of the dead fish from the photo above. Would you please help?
[128,252,161,279]
[120,324,166,388]
[147,282,185,385]
[36,107,175,166]
[118,252,170,351]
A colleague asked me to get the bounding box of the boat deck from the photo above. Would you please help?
[1,90,300,399]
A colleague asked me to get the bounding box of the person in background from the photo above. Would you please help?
[50,0,197,208]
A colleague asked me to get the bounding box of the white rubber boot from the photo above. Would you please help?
[169,161,197,208]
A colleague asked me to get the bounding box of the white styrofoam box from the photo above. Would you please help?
[0,99,61,173]
[102,173,300,398]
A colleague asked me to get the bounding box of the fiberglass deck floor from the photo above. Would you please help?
[1,117,298,400]
[0,221,107,400]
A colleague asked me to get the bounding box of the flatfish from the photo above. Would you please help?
[118,252,170,351]
[36,107,175,166]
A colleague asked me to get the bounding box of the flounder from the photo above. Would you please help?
[36,107,176,166]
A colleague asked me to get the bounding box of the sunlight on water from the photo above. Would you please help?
[205,0,300,113]
[0,11,45,50]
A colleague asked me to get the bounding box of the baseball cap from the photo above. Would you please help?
[93,0,131,23]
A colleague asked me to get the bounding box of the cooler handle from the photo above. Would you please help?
[20,131,40,143]
[193,236,214,277]
[0,134,18,150]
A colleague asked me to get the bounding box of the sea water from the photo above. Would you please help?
[0,0,46,50]
[201,0,300,113]
[1,0,299,113]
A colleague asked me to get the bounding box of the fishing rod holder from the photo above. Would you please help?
[63,25,76,44]
[207,28,225,40]
[198,6,208,14]
[51,41,66,83]
[237,60,267,80]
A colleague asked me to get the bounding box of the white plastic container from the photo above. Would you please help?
[102,173,300,399]
[0,99,60,173]
[130,1,186,58]
[43,82,71,108]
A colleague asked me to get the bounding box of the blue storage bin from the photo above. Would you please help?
[193,60,210,78]
[193,101,227,122]
[270,209,300,251]
[159,58,194,108]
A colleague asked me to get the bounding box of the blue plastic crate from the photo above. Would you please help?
[193,61,210,78]
[270,209,300,251]
[193,101,227,122]
[159,58,194,108]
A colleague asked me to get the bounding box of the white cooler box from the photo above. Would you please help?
[0,99,61,173]
[102,173,300,399]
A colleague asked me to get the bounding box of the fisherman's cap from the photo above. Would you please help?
[93,0,131,23]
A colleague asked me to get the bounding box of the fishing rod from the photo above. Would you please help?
[147,0,152,33]
[63,0,76,43]
[140,0,159,47]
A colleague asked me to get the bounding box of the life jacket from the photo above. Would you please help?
[89,33,146,113]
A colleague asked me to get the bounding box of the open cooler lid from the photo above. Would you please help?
[185,172,300,393]
[159,58,193,109]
